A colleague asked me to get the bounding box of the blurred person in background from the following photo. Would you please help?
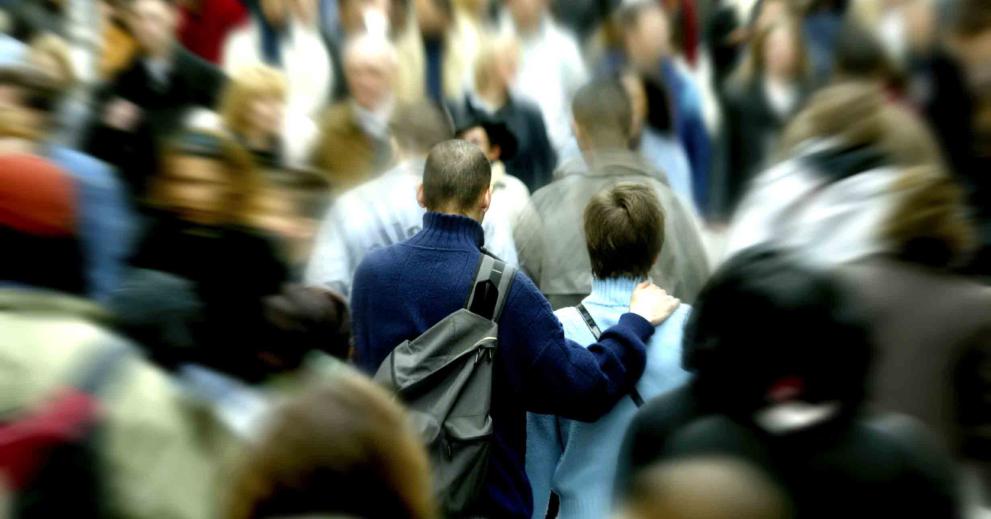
[248,165,331,273]
[394,0,481,104]
[455,113,531,232]
[225,371,437,519]
[714,16,813,222]
[84,0,227,199]
[177,0,250,64]
[516,77,709,309]
[0,66,134,303]
[311,33,397,190]
[615,457,792,519]
[450,34,557,192]
[527,183,691,519]
[349,138,679,518]
[620,70,697,216]
[613,0,712,217]
[208,63,319,168]
[830,20,903,93]
[305,101,519,297]
[25,33,92,147]
[131,130,289,381]
[947,0,991,278]
[0,153,236,519]
[331,0,399,101]
[223,0,336,118]
[836,166,991,499]
[801,0,849,82]
[724,81,946,266]
[500,0,588,161]
[617,247,963,518]
[3,0,104,85]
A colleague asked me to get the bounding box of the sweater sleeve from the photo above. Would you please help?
[526,413,563,519]
[500,273,653,422]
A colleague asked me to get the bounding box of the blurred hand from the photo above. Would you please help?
[103,98,141,131]
[630,281,680,326]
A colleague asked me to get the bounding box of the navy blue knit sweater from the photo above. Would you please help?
[351,212,654,518]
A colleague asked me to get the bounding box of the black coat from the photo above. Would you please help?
[617,385,963,519]
[449,94,558,193]
[130,217,289,379]
[84,47,226,198]
[714,77,809,219]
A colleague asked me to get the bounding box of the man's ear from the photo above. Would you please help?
[572,118,587,151]
[489,144,502,162]
[416,183,427,209]
[480,186,493,213]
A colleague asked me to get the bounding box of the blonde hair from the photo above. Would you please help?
[884,165,976,266]
[779,81,943,168]
[28,33,76,89]
[219,65,288,135]
[473,34,519,91]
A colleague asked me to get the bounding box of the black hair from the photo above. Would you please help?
[683,247,873,415]
[641,72,674,134]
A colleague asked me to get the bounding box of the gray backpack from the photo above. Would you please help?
[374,253,516,516]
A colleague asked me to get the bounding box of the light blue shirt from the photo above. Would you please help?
[47,146,135,301]
[526,277,691,519]
[641,129,697,218]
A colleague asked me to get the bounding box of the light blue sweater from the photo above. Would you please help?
[526,277,692,519]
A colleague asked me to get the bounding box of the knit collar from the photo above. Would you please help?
[584,277,642,307]
[409,212,485,251]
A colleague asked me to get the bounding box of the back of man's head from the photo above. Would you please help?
[572,77,633,150]
[421,140,491,214]
[584,182,664,280]
[390,101,453,157]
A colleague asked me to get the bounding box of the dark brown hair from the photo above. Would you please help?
[422,139,491,212]
[225,371,437,519]
[584,182,664,280]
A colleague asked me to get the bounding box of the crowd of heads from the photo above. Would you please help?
[2,0,991,516]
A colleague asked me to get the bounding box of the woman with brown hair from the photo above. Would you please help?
[225,371,438,519]
[130,129,290,380]
[715,15,813,220]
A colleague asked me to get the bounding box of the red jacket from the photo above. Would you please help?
[178,0,249,64]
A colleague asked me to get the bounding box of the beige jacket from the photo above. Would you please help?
[394,12,483,102]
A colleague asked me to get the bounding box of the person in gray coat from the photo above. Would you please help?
[514,77,709,309]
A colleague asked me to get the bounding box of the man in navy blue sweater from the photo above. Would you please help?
[350,139,678,518]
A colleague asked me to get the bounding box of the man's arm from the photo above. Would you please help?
[500,274,676,422]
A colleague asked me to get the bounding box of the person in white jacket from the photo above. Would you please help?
[222,0,335,118]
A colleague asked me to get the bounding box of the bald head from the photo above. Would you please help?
[343,34,398,110]
[419,140,492,219]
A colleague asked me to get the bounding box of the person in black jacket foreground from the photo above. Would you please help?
[617,248,963,518]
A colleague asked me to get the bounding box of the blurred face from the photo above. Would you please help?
[507,0,545,32]
[755,0,787,31]
[494,48,519,88]
[625,7,670,70]
[127,0,179,57]
[346,52,393,110]
[764,25,799,78]
[162,155,233,224]
[461,126,498,161]
[246,95,285,136]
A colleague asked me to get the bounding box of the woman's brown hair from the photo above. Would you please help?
[151,129,265,224]
[219,65,287,137]
[225,371,437,519]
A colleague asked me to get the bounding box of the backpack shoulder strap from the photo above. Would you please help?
[465,253,517,322]
[575,303,646,408]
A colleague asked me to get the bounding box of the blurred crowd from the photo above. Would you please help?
[1,0,991,517]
